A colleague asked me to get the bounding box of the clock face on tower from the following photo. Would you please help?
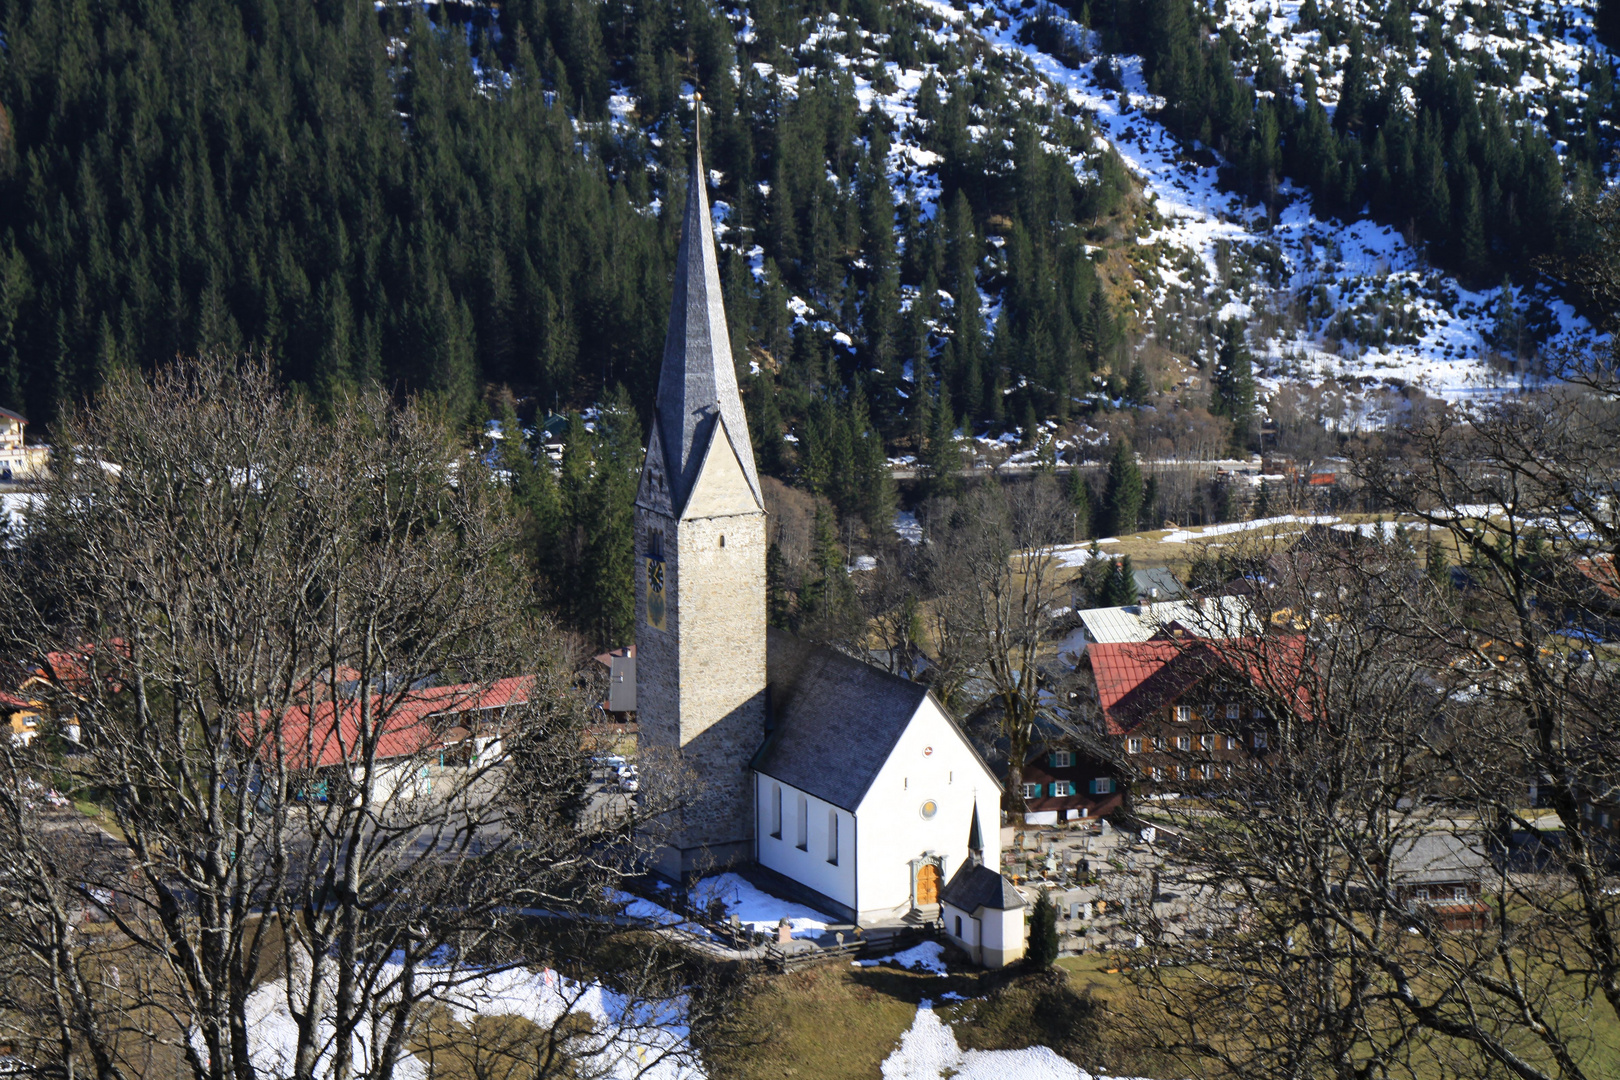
[645,556,667,630]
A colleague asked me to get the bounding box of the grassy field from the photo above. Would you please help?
[700,954,1124,1080]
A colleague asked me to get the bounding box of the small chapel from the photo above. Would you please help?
[632,106,1025,964]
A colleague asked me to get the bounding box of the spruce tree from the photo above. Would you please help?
[1211,322,1256,445]
[1066,465,1092,540]
[1125,357,1151,404]
[1102,438,1144,537]
[1028,889,1060,968]
[922,383,962,499]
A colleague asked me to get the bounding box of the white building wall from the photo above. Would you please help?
[981,903,1026,967]
[755,772,856,912]
[853,697,1002,918]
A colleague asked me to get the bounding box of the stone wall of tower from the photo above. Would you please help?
[635,501,767,875]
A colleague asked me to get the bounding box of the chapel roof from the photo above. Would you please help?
[753,629,992,811]
[939,861,1024,912]
[651,104,761,512]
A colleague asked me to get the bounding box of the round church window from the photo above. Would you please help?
[919,800,938,820]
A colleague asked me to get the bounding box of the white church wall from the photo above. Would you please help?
[854,697,1002,917]
[980,903,1027,968]
[754,772,856,913]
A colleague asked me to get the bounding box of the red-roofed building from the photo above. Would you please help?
[249,675,538,803]
[1084,637,1308,789]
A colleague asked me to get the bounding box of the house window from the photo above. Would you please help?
[1051,781,1075,797]
[1199,763,1215,779]
[1200,734,1215,751]
[1174,705,1192,723]
[1090,778,1115,795]
[1022,782,1042,799]
[1153,736,1165,751]
[1414,887,1430,902]
[1151,766,1164,781]
[770,783,782,839]
[1226,703,1241,720]
[1050,750,1073,768]
[1253,732,1268,750]
[1175,765,1187,780]
[1452,885,1468,901]
[1127,738,1142,754]
[796,793,808,850]
[828,809,839,864]
[1225,736,1238,750]
[1253,706,1266,719]
[1176,736,1191,752]
[955,915,963,938]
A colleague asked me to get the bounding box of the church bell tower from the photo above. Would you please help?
[635,100,767,877]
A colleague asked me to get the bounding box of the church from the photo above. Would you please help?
[631,110,1024,963]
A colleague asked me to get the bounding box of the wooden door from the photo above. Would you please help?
[917,863,940,905]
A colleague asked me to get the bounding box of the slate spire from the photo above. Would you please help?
[967,801,985,866]
[653,96,761,511]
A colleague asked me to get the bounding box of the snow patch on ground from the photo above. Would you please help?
[1160,513,1340,543]
[881,1001,1123,1080]
[689,872,835,938]
[855,941,949,974]
[241,956,702,1080]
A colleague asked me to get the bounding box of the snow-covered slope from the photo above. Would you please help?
[714,0,1610,422]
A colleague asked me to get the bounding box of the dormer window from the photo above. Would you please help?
[1050,750,1073,768]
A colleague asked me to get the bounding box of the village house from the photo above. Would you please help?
[262,675,536,804]
[1084,638,1306,790]
[0,407,49,482]
[1389,832,1490,932]
[1011,734,1123,825]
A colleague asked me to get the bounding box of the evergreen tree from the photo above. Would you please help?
[1027,889,1060,968]
[1211,322,1256,443]
[1103,556,1140,606]
[583,385,642,647]
[1066,465,1092,540]
[1125,358,1151,405]
[1102,439,1144,537]
[921,383,962,499]
[797,504,861,642]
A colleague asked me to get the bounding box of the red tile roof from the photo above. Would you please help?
[249,675,537,770]
[1087,641,1209,735]
[1087,636,1311,734]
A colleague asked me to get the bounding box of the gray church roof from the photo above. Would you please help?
[753,629,934,811]
[940,862,1025,913]
[653,105,761,513]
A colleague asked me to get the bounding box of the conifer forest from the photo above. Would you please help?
[2,0,1618,647]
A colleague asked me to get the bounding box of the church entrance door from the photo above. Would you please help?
[916,863,941,905]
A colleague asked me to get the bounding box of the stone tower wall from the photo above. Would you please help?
[635,503,767,874]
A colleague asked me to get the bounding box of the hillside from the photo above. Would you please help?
[2,0,1613,445]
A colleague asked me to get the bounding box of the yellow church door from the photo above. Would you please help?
[917,863,941,905]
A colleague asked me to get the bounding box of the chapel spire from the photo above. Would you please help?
[967,802,985,867]
[653,96,761,511]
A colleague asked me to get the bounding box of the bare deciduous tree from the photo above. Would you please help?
[922,477,1073,812]
[0,357,703,1080]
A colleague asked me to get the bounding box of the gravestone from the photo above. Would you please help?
[776,918,792,944]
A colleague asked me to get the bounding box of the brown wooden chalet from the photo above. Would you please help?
[1013,739,1123,823]
[1084,637,1308,790]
